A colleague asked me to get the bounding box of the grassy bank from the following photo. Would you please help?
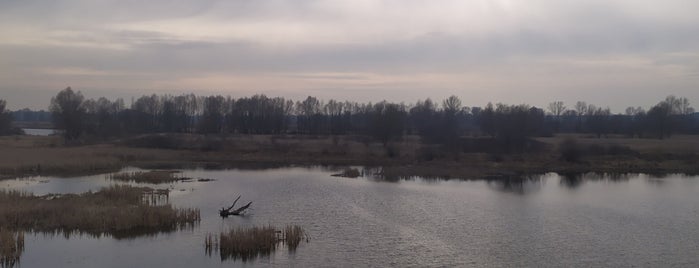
[0,185,200,239]
[0,134,698,180]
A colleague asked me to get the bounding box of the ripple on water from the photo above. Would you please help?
[3,169,699,267]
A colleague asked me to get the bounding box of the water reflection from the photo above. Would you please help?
[559,173,585,189]
[206,225,308,262]
[557,172,674,190]
[485,175,543,194]
[21,128,55,136]
[645,177,667,187]
[322,165,692,194]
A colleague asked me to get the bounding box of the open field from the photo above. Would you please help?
[0,134,697,180]
[0,136,187,178]
[537,134,699,154]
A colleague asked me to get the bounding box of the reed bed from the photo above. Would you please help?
[205,225,308,261]
[0,185,200,239]
[283,225,306,250]
[109,170,187,184]
[0,229,24,268]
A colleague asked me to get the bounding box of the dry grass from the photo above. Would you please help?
[0,229,24,268]
[109,170,188,184]
[0,135,61,148]
[0,136,186,178]
[537,134,699,154]
[1,134,698,181]
[206,225,308,262]
[0,185,200,239]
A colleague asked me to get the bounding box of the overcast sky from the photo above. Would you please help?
[1,0,698,111]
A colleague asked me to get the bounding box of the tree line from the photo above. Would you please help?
[0,99,20,135]
[2,87,697,151]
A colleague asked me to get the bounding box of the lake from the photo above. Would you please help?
[3,167,699,267]
[21,128,56,136]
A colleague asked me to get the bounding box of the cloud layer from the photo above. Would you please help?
[1,0,698,110]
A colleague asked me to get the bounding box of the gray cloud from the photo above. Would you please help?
[1,0,698,110]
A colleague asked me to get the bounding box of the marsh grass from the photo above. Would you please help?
[206,225,308,262]
[0,185,200,239]
[2,134,698,181]
[0,229,24,268]
[109,170,188,184]
[282,225,306,250]
[0,136,187,179]
[331,167,361,178]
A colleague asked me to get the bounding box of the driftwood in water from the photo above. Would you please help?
[219,195,253,217]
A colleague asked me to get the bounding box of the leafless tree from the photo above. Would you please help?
[547,101,566,117]
[50,87,85,142]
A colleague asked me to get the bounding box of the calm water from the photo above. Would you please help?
[3,168,699,267]
[21,128,55,136]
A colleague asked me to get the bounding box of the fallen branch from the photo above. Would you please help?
[219,196,252,217]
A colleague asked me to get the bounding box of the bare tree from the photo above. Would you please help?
[0,99,15,135]
[547,101,566,117]
[410,99,438,142]
[198,95,226,134]
[442,95,462,113]
[573,101,588,132]
[296,96,323,134]
[50,87,86,142]
[625,106,645,116]
[574,101,588,116]
[441,95,463,149]
[588,107,611,138]
[547,101,566,132]
[370,101,406,146]
[664,95,695,115]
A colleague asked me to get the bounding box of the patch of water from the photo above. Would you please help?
[3,168,699,267]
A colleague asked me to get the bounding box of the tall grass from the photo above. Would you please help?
[205,225,308,262]
[0,229,24,268]
[282,225,306,250]
[0,185,200,239]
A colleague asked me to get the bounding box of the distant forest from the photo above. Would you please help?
[1,87,697,150]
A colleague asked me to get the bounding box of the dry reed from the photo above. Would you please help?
[0,228,24,268]
[0,185,200,239]
[2,134,697,181]
[109,170,187,184]
[206,225,308,262]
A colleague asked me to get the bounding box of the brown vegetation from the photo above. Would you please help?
[1,134,698,181]
[205,225,308,262]
[0,185,200,239]
[0,135,188,178]
[0,229,23,268]
[331,167,362,178]
[109,170,188,184]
